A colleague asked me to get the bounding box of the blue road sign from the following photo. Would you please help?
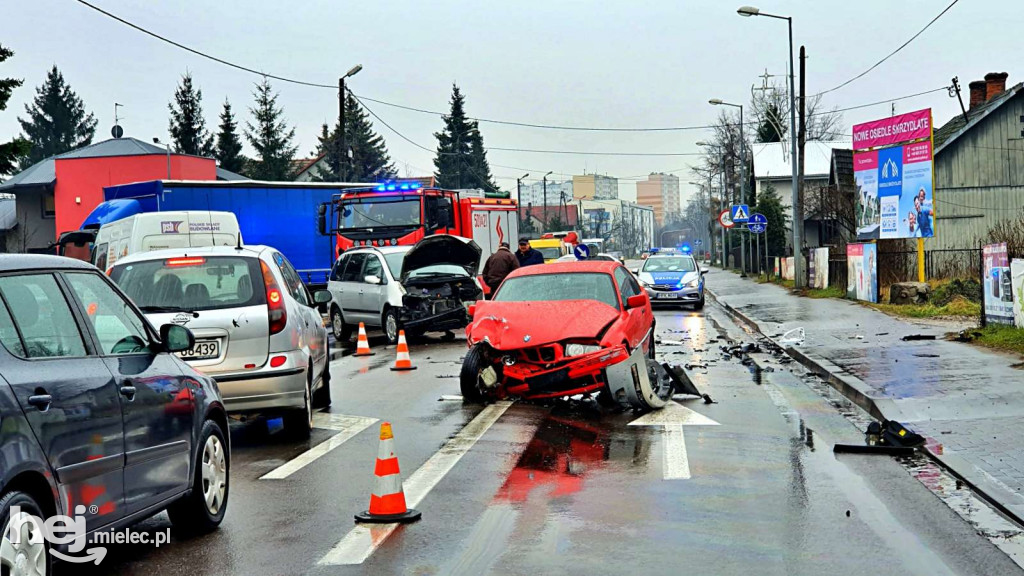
[574,243,591,260]
[695,239,703,246]
[731,204,750,223]
[747,212,768,234]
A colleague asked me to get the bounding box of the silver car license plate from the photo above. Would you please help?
[177,339,220,360]
[657,292,680,299]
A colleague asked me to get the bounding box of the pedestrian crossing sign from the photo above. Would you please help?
[731,204,750,223]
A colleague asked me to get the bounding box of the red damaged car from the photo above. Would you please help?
[462,261,672,410]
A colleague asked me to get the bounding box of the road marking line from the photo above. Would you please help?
[260,414,378,480]
[629,402,719,481]
[319,401,514,566]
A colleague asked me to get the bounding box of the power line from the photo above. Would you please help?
[814,0,960,97]
[75,0,336,89]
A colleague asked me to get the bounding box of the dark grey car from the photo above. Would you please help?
[0,255,229,576]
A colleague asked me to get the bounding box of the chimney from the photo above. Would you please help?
[969,80,987,109]
[985,72,1009,102]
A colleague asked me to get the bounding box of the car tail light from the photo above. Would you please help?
[260,260,288,335]
[166,257,206,267]
[270,355,286,368]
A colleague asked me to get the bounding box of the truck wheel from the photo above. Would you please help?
[331,307,352,342]
[167,419,229,534]
[383,308,401,345]
[460,344,498,403]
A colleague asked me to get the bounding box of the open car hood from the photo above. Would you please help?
[469,300,620,350]
[400,235,482,282]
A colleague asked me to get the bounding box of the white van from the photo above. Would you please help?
[92,211,242,271]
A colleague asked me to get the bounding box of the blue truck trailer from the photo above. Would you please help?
[97,180,370,284]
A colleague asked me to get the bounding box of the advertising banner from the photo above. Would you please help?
[846,243,878,303]
[782,257,794,281]
[810,247,830,289]
[983,243,1015,325]
[1011,259,1024,328]
[854,109,934,241]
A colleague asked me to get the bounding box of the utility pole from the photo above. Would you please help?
[796,45,807,287]
[542,171,552,230]
[516,173,529,232]
[338,65,363,183]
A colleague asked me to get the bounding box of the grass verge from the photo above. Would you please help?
[971,324,1024,357]
[866,296,981,319]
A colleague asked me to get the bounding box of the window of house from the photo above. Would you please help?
[42,194,56,219]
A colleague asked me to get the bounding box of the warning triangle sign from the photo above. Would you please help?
[733,206,749,221]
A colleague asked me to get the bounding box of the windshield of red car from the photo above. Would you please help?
[493,272,619,310]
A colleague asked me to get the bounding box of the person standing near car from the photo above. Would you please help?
[516,238,544,267]
[482,242,519,297]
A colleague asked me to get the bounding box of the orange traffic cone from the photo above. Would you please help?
[353,322,374,356]
[389,330,417,371]
[355,422,421,523]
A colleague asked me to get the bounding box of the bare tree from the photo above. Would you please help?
[751,81,845,142]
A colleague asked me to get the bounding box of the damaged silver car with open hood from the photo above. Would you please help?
[327,235,484,344]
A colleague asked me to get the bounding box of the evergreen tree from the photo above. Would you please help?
[214,98,246,174]
[244,78,298,181]
[168,72,212,156]
[466,122,497,192]
[754,181,789,260]
[433,84,474,188]
[0,44,30,177]
[17,65,97,168]
[755,101,784,143]
[312,93,396,182]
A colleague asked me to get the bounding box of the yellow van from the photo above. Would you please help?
[530,238,570,263]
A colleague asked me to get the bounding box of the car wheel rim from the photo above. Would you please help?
[201,435,227,516]
[332,313,343,337]
[386,315,397,342]
[304,382,312,429]
[1,511,47,576]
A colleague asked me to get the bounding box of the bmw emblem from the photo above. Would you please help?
[523,335,531,342]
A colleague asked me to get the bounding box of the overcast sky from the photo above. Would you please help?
[1,0,1014,203]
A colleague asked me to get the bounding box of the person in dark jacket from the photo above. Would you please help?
[516,238,545,267]
[482,242,519,297]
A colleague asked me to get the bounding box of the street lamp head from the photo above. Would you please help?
[709,99,724,105]
[152,137,160,144]
[737,6,759,16]
[345,64,363,78]
[520,173,530,179]
[544,171,553,177]
[696,141,711,147]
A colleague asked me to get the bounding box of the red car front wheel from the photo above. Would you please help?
[460,344,501,403]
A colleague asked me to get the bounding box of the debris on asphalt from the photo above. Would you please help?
[913,353,940,358]
[660,339,686,346]
[438,395,464,401]
[685,362,708,370]
[901,334,936,341]
[875,332,889,336]
[702,394,716,404]
[849,335,864,339]
[779,327,805,346]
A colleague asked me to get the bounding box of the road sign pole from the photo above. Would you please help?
[756,233,760,276]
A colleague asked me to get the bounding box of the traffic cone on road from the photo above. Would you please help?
[353,322,374,357]
[355,422,421,523]
[389,330,417,371]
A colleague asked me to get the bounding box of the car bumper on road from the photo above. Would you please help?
[205,350,309,413]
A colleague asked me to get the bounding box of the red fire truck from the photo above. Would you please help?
[318,183,519,269]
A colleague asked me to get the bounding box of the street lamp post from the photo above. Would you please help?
[338,64,363,182]
[738,6,801,287]
[516,173,529,233]
[709,99,747,277]
[542,171,553,230]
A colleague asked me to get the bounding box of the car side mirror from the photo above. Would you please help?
[700,269,708,276]
[161,324,195,353]
[364,275,382,285]
[631,268,640,275]
[626,294,647,309]
[313,290,332,304]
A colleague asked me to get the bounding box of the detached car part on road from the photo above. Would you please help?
[328,235,483,344]
[0,255,229,576]
[461,261,674,411]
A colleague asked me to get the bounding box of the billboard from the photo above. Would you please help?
[846,243,878,303]
[1012,259,1024,328]
[853,109,934,241]
[983,243,1015,325]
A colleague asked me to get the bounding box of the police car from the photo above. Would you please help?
[633,253,706,309]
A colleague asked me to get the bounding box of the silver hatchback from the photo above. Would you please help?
[109,245,332,437]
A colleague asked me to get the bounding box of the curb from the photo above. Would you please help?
[706,284,1024,528]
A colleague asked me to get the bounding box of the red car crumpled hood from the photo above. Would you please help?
[468,300,620,350]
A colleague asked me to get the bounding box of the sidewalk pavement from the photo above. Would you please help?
[704,268,1024,523]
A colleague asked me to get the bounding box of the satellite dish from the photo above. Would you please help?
[111,124,124,139]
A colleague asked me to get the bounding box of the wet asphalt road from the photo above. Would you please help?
[64,297,1024,576]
